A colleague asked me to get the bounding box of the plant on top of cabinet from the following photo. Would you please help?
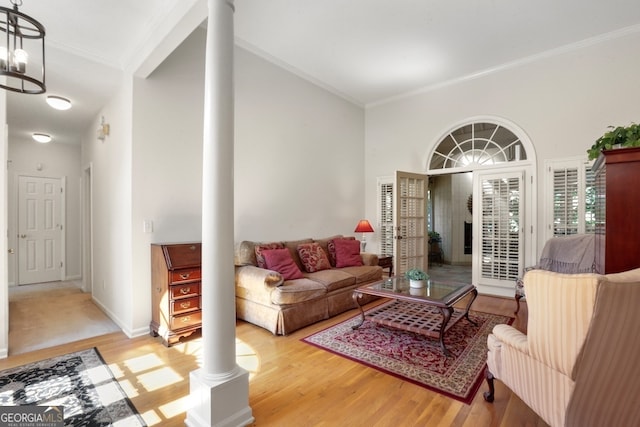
[587,122,640,160]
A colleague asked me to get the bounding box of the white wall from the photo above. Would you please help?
[81,75,135,335]
[235,47,365,241]
[131,29,206,334]
[7,140,82,284]
[364,30,640,262]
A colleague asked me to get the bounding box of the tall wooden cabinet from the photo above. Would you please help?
[150,242,202,346]
[593,147,640,274]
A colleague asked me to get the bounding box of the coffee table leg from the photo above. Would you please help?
[351,291,366,330]
[464,288,479,326]
[438,307,453,356]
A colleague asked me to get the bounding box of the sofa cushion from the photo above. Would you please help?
[263,248,304,280]
[327,236,356,266]
[340,265,383,284]
[334,238,364,268]
[305,269,357,292]
[270,278,327,305]
[297,242,332,273]
[255,242,285,268]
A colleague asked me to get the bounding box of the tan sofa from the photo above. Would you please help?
[234,236,383,335]
[485,268,640,427]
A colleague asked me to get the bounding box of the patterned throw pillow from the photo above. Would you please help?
[296,242,331,273]
[262,248,304,280]
[327,236,356,266]
[254,242,284,268]
[334,238,363,268]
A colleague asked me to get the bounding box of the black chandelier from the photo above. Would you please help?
[0,0,45,94]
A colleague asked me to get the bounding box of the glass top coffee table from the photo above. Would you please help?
[352,276,478,356]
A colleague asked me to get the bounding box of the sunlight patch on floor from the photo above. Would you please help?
[137,367,184,392]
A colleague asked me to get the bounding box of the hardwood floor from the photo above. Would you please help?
[0,295,547,426]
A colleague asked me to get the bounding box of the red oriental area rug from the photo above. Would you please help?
[302,309,513,404]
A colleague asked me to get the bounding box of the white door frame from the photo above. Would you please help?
[426,117,537,297]
[82,164,93,293]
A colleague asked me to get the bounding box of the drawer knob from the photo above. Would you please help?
[182,316,191,322]
[180,302,191,309]
[180,287,190,295]
[180,273,190,280]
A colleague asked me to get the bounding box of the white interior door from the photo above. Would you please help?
[18,176,63,285]
[474,171,524,290]
[394,171,429,277]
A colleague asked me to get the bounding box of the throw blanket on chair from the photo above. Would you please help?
[538,234,596,274]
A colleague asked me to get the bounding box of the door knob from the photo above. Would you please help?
[19,234,27,238]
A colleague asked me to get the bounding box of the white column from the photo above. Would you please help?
[186,1,253,426]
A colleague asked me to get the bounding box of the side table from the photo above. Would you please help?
[378,255,393,276]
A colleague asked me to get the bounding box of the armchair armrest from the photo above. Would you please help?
[492,324,529,354]
[235,265,284,290]
[361,252,379,266]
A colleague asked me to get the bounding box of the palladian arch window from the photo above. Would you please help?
[430,122,526,170]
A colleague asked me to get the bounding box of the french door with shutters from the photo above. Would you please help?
[393,171,429,278]
[18,176,64,285]
[474,171,524,290]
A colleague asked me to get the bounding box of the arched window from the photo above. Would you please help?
[429,122,526,170]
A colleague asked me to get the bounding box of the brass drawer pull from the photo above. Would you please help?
[180,302,191,309]
[180,272,190,280]
[182,316,191,323]
[180,287,190,295]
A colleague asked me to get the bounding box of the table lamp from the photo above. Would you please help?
[354,219,374,251]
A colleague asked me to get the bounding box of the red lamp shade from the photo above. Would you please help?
[354,219,374,233]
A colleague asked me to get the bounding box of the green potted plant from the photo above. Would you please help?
[587,123,640,160]
[405,267,429,288]
[428,231,441,243]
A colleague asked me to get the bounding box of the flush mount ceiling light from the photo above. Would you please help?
[46,95,71,110]
[32,132,51,143]
[0,0,46,94]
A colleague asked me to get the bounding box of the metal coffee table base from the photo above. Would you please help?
[352,290,478,356]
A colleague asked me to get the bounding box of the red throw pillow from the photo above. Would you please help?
[255,242,284,268]
[262,248,304,280]
[334,238,363,268]
[296,243,331,273]
[327,236,356,266]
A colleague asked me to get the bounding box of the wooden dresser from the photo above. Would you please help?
[593,147,640,274]
[150,242,202,346]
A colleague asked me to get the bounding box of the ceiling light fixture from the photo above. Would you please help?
[32,132,51,143]
[46,95,71,110]
[0,0,46,94]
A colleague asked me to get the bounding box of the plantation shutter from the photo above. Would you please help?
[546,159,596,239]
[479,172,523,286]
[553,167,579,235]
[378,180,394,257]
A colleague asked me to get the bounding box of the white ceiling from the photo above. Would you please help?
[5,0,640,146]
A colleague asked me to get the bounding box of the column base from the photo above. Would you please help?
[185,367,254,427]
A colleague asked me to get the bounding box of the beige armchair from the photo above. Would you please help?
[485,268,640,427]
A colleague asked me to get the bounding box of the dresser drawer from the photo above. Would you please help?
[170,268,201,283]
[170,311,202,330]
[170,282,200,299]
[171,296,200,315]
